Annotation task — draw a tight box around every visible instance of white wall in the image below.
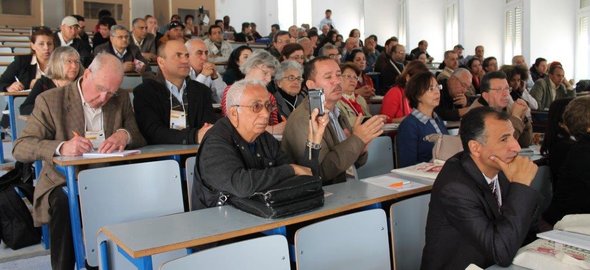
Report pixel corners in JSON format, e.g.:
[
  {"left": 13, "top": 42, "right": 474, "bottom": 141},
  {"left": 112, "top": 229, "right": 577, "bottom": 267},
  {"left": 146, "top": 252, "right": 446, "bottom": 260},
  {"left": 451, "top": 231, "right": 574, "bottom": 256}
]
[
  {"left": 311, "top": 0, "right": 363, "bottom": 39},
  {"left": 215, "top": 0, "right": 277, "bottom": 36},
  {"left": 43, "top": 0, "right": 65, "bottom": 28},
  {"left": 406, "top": 0, "right": 445, "bottom": 61},
  {"left": 461, "top": 0, "right": 504, "bottom": 65},
  {"left": 364, "top": 0, "right": 399, "bottom": 46},
  {"left": 528, "top": 0, "right": 576, "bottom": 78},
  {"left": 130, "top": 0, "right": 154, "bottom": 25}
]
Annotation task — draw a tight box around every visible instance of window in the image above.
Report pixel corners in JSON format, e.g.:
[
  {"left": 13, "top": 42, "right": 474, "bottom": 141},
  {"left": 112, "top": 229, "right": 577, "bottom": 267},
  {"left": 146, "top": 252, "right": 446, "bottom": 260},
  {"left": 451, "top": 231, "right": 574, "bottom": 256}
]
[
  {"left": 277, "top": 0, "right": 294, "bottom": 29},
  {"left": 0, "top": 0, "right": 32, "bottom": 15},
  {"left": 576, "top": 2, "right": 590, "bottom": 80},
  {"left": 398, "top": 0, "right": 407, "bottom": 44},
  {"left": 84, "top": 1, "right": 123, "bottom": 21},
  {"left": 445, "top": 0, "right": 459, "bottom": 49},
  {"left": 504, "top": 1, "right": 522, "bottom": 64}
]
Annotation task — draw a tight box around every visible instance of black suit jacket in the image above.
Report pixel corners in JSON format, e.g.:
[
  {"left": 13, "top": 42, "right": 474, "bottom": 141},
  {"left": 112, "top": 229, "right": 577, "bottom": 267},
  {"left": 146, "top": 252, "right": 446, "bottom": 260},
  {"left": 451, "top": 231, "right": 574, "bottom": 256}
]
[
  {"left": 93, "top": 41, "right": 150, "bottom": 70},
  {"left": 0, "top": 54, "right": 37, "bottom": 91},
  {"left": 378, "top": 60, "right": 403, "bottom": 95},
  {"left": 133, "top": 75, "right": 217, "bottom": 144},
  {"left": 53, "top": 32, "right": 93, "bottom": 67},
  {"left": 421, "top": 152, "right": 540, "bottom": 269}
]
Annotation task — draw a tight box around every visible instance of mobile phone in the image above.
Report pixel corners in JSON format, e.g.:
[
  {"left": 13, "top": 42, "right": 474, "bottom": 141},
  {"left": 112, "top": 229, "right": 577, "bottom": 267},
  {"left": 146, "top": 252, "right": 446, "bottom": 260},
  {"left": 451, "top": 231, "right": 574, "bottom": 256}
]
[{"left": 308, "top": 89, "right": 325, "bottom": 116}]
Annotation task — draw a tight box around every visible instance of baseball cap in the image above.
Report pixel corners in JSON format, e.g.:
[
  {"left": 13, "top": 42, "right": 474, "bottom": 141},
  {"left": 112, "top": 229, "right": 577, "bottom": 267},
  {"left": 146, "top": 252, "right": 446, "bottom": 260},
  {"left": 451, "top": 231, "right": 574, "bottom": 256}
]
[
  {"left": 168, "top": 20, "right": 185, "bottom": 30},
  {"left": 61, "top": 16, "right": 80, "bottom": 27}
]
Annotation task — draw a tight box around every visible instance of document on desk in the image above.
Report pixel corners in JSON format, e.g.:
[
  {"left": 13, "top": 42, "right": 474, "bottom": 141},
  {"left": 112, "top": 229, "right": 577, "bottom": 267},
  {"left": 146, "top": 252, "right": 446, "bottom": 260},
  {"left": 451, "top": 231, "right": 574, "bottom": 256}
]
[
  {"left": 537, "top": 230, "right": 590, "bottom": 251},
  {"left": 392, "top": 162, "right": 443, "bottom": 181},
  {"left": 82, "top": 149, "right": 141, "bottom": 158},
  {"left": 362, "top": 174, "right": 426, "bottom": 192}
]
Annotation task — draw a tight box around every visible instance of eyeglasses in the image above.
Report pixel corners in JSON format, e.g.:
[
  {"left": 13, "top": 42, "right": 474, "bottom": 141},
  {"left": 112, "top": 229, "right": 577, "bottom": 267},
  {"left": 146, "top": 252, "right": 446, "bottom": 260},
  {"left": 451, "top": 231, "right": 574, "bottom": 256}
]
[
  {"left": 489, "top": 87, "right": 510, "bottom": 93},
  {"left": 283, "top": 75, "right": 303, "bottom": 82},
  {"left": 427, "top": 84, "right": 442, "bottom": 92},
  {"left": 234, "top": 101, "right": 277, "bottom": 113},
  {"left": 114, "top": 35, "right": 129, "bottom": 40},
  {"left": 328, "top": 54, "right": 341, "bottom": 59},
  {"left": 342, "top": 74, "right": 359, "bottom": 81},
  {"left": 256, "top": 65, "right": 273, "bottom": 77}
]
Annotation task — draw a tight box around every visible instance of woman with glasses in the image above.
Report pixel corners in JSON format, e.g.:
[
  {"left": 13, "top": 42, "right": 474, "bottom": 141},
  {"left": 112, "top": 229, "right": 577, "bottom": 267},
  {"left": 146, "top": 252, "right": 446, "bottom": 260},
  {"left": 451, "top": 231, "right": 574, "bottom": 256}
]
[
  {"left": 221, "top": 50, "right": 286, "bottom": 134},
  {"left": 273, "top": 60, "right": 305, "bottom": 118},
  {"left": 337, "top": 63, "right": 372, "bottom": 127},
  {"left": 396, "top": 71, "right": 448, "bottom": 167},
  {"left": 345, "top": 48, "right": 375, "bottom": 99},
  {"left": 20, "top": 47, "right": 84, "bottom": 115},
  {"left": 223, "top": 45, "right": 252, "bottom": 85},
  {"left": 381, "top": 60, "right": 429, "bottom": 123},
  {"left": 0, "top": 27, "right": 55, "bottom": 92},
  {"left": 280, "top": 43, "right": 305, "bottom": 65}
]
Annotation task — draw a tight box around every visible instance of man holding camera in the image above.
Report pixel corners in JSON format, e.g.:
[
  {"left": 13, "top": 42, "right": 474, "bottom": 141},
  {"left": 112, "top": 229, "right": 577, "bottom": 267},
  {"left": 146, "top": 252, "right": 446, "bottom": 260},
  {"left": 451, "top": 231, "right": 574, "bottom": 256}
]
[{"left": 282, "top": 56, "right": 386, "bottom": 184}]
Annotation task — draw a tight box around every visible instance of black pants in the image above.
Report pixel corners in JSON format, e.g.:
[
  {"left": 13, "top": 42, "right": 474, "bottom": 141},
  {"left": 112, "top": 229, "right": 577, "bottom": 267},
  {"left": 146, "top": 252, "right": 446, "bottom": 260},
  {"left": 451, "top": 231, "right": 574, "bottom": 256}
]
[{"left": 48, "top": 187, "right": 75, "bottom": 270}]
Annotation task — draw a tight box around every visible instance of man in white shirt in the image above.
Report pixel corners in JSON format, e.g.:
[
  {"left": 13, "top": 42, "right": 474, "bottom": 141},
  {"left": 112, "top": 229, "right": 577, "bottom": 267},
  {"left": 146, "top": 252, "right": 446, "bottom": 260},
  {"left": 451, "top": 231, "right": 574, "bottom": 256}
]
[
  {"left": 319, "top": 9, "right": 335, "bottom": 29},
  {"left": 204, "top": 25, "right": 232, "bottom": 63},
  {"left": 186, "top": 38, "right": 227, "bottom": 102}
]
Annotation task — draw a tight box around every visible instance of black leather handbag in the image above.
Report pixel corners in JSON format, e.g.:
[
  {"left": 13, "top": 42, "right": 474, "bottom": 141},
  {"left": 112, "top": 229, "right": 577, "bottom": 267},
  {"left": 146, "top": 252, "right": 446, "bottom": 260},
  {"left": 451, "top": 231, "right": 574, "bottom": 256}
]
[{"left": 228, "top": 175, "right": 325, "bottom": 219}]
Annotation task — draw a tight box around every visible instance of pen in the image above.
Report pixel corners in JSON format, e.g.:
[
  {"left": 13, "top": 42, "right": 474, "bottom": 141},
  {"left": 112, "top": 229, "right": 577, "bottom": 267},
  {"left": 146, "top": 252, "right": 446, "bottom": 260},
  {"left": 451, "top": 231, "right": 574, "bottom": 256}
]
[
  {"left": 14, "top": 76, "right": 21, "bottom": 84},
  {"left": 389, "top": 180, "right": 411, "bottom": 188}
]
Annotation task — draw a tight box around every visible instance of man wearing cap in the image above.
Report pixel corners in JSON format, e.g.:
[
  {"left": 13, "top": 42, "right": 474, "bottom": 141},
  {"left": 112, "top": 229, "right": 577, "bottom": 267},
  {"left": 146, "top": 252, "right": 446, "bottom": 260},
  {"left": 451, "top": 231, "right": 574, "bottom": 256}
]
[
  {"left": 93, "top": 25, "right": 149, "bottom": 73},
  {"left": 204, "top": 24, "right": 232, "bottom": 63},
  {"left": 158, "top": 20, "right": 186, "bottom": 47},
  {"left": 54, "top": 15, "right": 92, "bottom": 67}
]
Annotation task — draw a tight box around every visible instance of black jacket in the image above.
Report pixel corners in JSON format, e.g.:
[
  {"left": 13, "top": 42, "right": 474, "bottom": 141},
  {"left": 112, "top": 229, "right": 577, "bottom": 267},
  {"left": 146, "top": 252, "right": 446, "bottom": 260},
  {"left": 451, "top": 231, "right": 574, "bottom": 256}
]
[
  {"left": 93, "top": 41, "right": 150, "bottom": 69},
  {"left": 133, "top": 74, "right": 217, "bottom": 144},
  {"left": 190, "top": 117, "right": 319, "bottom": 210},
  {"left": 378, "top": 60, "right": 403, "bottom": 95},
  {"left": 53, "top": 32, "right": 93, "bottom": 67},
  {"left": 421, "top": 152, "right": 540, "bottom": 269},
  {"left": 0, "top": 55, "right": 37, "bottom": 91},
  {"left": 434, "top": 79, "right": 467, "bottom": 121},
  {"left": 543, "top": 134, "right": 590, "bottom": 224},
  {"left": 20, "top": 75, "right": 56, "bottom": 115}
]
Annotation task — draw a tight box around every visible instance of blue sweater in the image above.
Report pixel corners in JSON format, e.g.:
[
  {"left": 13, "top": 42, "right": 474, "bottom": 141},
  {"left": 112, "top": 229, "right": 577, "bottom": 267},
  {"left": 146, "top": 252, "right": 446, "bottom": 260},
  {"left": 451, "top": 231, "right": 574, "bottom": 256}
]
[{"left": 396, "top": 111, "right": 448, "bottom": 167}]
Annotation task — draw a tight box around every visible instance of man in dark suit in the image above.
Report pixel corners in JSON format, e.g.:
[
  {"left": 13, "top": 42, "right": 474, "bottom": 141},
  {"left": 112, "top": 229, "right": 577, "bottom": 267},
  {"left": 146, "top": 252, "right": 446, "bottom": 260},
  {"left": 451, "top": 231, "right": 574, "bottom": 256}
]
[
  {"left": 133, "top": 39, "right": 217, "bottom": 145},
  {"left": 131, "top": 17, "right": 157, "bottom": 62},
  {"left": 13, "top": 53, "right": 146, "bottom": 270},
  {"left": 421, "top": 106, "right": 540, "bottom": 269},
  {"left": 378, "top": 44, "right": 405, "bottom": 95},
  {"left": 54, "top": 15, "right": 93, "bottom": 67},
  {"left": 93, "top": 25, "right": 149, "bottom": 73}
]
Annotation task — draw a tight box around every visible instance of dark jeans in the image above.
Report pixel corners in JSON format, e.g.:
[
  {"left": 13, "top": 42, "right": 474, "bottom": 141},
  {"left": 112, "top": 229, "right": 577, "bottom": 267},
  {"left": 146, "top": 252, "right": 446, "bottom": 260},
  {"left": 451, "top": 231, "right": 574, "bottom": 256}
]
[{"left": 48, "top": 187, "right": 75, "bottom": 270}]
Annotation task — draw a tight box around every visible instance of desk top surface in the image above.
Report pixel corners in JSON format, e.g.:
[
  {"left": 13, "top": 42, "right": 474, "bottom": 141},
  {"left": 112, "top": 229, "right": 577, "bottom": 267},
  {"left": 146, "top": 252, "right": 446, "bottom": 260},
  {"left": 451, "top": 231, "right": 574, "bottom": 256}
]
[
  {"left": 53, "top": 144, "right": 198, "bottom": 166},
  {"left": 0, "top": 90, "right": 29, "bottom": 96},
  {"left": 101, "top": 178, "right": 432, "bottom": 258}
]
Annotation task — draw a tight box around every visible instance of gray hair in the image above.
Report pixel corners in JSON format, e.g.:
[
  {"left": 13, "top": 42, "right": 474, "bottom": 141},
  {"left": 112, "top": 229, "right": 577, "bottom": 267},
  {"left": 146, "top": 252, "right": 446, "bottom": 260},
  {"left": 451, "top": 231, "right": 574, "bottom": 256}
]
[
  {"left": 274, "top": 60, "right": 303, "bottom": 82},
  {"left": 45, "top": 46, "right": 84, "bottom": 80},
  {"left": 132, "top": 18, "right": 145, "bottom": 27},
  {"left": 185, "top": 37, "right": 205, "bottom": 52},
  {"left": 451, "top": 68, "right": 472, "bottom": 80},
  {"left": 110, "top": 25, "right": 128, "bottom": 36},
  {"left": 297, "top": 37, "right": 310, "bottom": 44},
  {"left": 225, "top": 79, "right": 268, "bottom": 115},
  {"left": 88, "top": 52, "right": 124, "bottom": 78},
  {"left": 239, "top": 50, "right": 279, "bottom": 75},
  {"left": 320, "top": 43, "right": 338, "bottom": 56}
]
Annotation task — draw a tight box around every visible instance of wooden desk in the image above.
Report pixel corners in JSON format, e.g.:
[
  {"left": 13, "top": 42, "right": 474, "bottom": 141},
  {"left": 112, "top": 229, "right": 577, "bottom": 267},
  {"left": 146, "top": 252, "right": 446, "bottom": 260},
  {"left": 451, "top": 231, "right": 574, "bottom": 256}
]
[
  {"left": 0, "top": 52, "right": 28, "bottom": 56},
  {"left": 100, "top": 179, "right": 432, "bottom": 269},
  {"left": 54, "top": 144, "right": 199, "bottom": 270}
]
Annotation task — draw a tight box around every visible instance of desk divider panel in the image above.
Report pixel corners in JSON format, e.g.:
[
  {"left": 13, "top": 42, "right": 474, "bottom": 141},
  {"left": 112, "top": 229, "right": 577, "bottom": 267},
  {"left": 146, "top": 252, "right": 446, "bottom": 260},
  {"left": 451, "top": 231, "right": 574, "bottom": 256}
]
[
  {"left": 390, "top": 193, "right": 431, "bottom": 270},
  {"left": 79, "top": 159, "right": 185, "bottom": 268},
  {"left": 295, "top": 208, "right": 391, "bottom": 270}
]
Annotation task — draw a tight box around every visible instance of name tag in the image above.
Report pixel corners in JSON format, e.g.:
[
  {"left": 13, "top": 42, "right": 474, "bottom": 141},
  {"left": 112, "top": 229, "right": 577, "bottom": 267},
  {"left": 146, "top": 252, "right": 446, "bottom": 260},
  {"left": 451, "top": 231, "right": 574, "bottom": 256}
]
[
  {"left": 170, "top": 109, "right": 186, "bottom": 130},
  {"left": 85, "top": 130, "right": 105, "bottom": 149}
]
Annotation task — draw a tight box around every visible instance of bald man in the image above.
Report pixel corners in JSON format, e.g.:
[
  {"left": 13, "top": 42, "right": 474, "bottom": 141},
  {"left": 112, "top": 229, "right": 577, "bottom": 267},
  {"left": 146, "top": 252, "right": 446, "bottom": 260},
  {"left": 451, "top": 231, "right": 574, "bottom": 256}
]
[{"left": 186, "top": 38, "right": 227, "bottom": 103}]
